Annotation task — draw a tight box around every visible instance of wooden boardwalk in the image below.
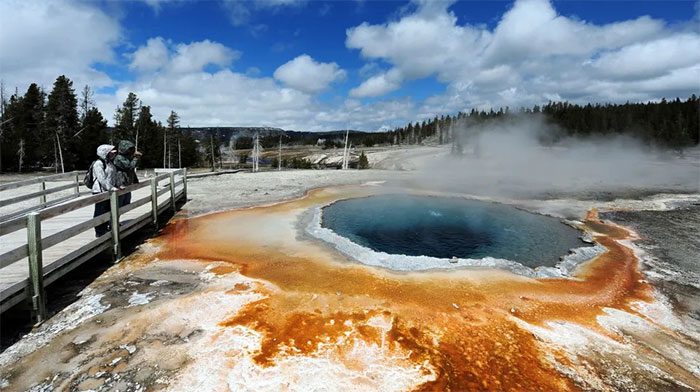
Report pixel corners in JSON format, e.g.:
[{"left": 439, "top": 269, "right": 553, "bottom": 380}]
[{"left": 0, "top": 170, "right": 187, "bottom": 321}]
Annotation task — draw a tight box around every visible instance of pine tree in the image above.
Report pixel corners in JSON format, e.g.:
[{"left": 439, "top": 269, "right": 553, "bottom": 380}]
[
  {"left": 77, "top": 107, "right": 108, "bottom": 168},
  {"left": 136, "top": 106, "right": 163, "bottom": 168},
  {"left": 17, "top": 84, "right": 47, "bottom": 170},
  {"left": 167, "top": 111, "right": 180, "bottom": 168},
  {"left": 1, "top": 94, "right": 21, "bottom": 171},
  {"left": 178, "top": 127, "right": 199, "bottom": 168},
  {"left": 79, "top": 85, "right": 94, "bottom": 122},
  {"left": 358, "top": 151, "right": 369, "bottom": 169},
  {"left": 45, "top": 75, "right": 79, "bottom": 171},
  {"left": 113, "top": 92, "right": 140, "bottom": 143}
]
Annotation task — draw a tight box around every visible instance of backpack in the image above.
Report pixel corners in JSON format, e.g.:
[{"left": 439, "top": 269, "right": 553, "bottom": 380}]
[{"left": 84, "top": 160, "right": 105, "bottom": 190}]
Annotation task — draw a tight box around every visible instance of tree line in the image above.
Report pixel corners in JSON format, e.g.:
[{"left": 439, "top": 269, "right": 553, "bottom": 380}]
[
  {"left": 0, "top": 75, "right": 209, "bottom": 172},
  {"left": 2, "top": 74, "right": 696, "bottom": 173},
  {"left": 218, "top": 96, "right": 698, "bottom": 151},
  {"left": 385, "top": 95, "right": 699, "bottom": 150}
]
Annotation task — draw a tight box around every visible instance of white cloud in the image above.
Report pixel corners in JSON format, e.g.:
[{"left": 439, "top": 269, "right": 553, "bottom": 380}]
[
  {"left": 590, "top": 34, "right": 700, "bottom": 80},
  {"left": 129, "top": 38, "right": 240, "bottom": 75},
  {"left": 347, "top": 3, "right": 484, "bottom": 82},
  {"left": 96, "top": 71, "right": 414, "bottom": 131},
  {"left": 97, "top": 69, "right": 313, "bottom": 130},
  {"left": 350, "top": 69, "right": 403, "bottom": 97},
  {"left": 312, "top": 98, "right": 417, "bottom": 131},
  {"left": 346, "top": 0, "right": 700, "bottom": 115},
  {"left": 0, "top": 0, "right": 120, "bottom": 92},
  {"left": 96, "top": 37, "right": 418, "bottom": 131},
  {"left": 6, "top": 0, "right": 697, "bottom": 133},
  {"left": 481, "top": 0, "right": 663, "bottom": 64},
  {"left": 98, "top": 41, "right": 320, "bottom": 130},
  {"left": 130, "top": 37, "right": 170, "bottom": 73},
  {"left": 273, "top": 55, "right": 346, "bottom": 94},
  {"left": 170, "top": 40, "right": 239, "bottom": 74}
]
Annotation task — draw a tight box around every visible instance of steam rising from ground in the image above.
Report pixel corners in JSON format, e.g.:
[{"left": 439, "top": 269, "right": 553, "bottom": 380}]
[{"left": 415, "top": 116, "right": 699, "bottom": 198}]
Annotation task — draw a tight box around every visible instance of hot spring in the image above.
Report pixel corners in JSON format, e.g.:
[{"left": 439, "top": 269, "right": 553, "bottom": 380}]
[{"left": 312, "top": 194, "right": 592, "bottom": 272}]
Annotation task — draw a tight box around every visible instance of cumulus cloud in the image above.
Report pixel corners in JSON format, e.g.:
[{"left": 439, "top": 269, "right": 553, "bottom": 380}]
[
  {"left": 97, "top": 70, "right": 312, "bottom": 130},
  {"left": 129, "top": 38, "right": 240, "bottom": 76},
  {"left": 96, "top": 69, "right": 411, "bottom": 131},
  {"left": 481, "top": 0, "right": 663, "bottom": 64},
  {"left": 6, "top": 0, "right": 697, "bottom": 132},
  {"left": 100, "top": 40, "right": 405, "bottom": 131},
  {"left": 347, "top": 3, "right": 483, "bottom": 83},
  {"left": 589, "top": 34, "right": 700, "bottom": 80},
  {"left": 0, "top": 0, "right": 120, "bottom": 92},
  {"left": 273, "top": 55, "right": 346, "bottom": 93},
  {"left": 130, "top": 37, "right": 170, "bottom": 73},
  {"left": 350, "top": 69, "right": 403, "bottom": 97},
  {"left": 346, "top": 0, "right": 700, "bottom": 113},
  {"left": 170, "top": 40, "right": 239, "bottom": 74}
]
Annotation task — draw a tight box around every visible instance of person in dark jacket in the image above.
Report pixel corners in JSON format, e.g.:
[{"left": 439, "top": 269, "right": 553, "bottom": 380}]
[{"left": 114, "top": 140, "right": 142, "bottom": 207}]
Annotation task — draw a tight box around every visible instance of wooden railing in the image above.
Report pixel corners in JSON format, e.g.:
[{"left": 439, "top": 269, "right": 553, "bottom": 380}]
[
  {"left": 0, "top": 168, "right": 187, "bottom": 323},
  {"left": 0, "top": 171, "right": 83, "bottom": 222}
]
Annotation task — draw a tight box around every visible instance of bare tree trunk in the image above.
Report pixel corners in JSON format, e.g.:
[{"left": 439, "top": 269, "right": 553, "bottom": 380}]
[
  {"left": 342, "top": 129, "right": 349, "bottom": 170},
  {"left": 210, "top": 134, "right": 215, "bottom": 170},
  {"left": 178, "top": 137, "right": 181, "bottom": 168},
  {"left": 0, "top": 81, "right": 5, "bottom": 173},
  {"left": 17, "top": 139, "right": 24, "bottom": 172},
  {"left": 56, "top": 132, "right": 65, "bottom": 173},
  {"left": 252, "top": 134, "right": 260, "bottom": 172},
  {"left": 163, "top": 128, "right": 167, "bottom": 168},
  {"left": 53, "top": 138, "right": 58, "bottom": 173}
]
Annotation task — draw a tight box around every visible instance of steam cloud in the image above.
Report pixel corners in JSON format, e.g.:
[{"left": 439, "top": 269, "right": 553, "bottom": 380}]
[{"left": 410, "top": 116, "right": 700, "bottom": 198}]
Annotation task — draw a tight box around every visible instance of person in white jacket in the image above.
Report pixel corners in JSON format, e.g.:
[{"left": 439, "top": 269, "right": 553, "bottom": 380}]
[{"left": 92, "top": 144, "right": 118, "bottom": 237}]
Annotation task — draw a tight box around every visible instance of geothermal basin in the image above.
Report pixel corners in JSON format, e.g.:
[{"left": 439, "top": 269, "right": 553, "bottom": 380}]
[
  {"left": 1, "top": 182, "right": 698, "bottom": 391},
  {"left": 315, "top": 194, "right": 591, "bottom": 273}
]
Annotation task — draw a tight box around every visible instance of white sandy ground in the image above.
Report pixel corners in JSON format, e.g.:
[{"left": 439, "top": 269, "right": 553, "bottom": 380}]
[{"left": 1, "top": 145, "right": 699, "bottom": 391}]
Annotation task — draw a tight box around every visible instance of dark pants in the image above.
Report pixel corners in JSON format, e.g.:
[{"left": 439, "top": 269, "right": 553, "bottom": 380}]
[
  {"left": 94, "top": 199, "right": 111, "bottom": 237},
  {"left": 119, "top": 192, "right": 131, "bottom": 208}
]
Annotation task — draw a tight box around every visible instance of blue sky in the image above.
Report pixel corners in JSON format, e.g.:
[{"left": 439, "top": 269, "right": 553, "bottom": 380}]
[{"left": 1, "top": 0, "right": 699, "bottom": 131}]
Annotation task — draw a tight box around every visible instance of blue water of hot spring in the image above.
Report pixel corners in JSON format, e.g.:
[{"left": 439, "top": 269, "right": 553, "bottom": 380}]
[{"left": 321, "top": 195, "right": 589, "bottom": 268}]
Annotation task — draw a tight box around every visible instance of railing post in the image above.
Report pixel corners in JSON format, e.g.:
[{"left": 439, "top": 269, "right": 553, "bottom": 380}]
[
  {"left": 27, "top": 212, "right": 47, "bottom": 323},
  {"left": 150, "top": 177, "right": 159, "bottom": 228},
  {"left": 182, "top": 168, "right": 188, "bottom": 202},
  {"left": 169, "top": 172, "right": 176, "bottom": 211},
  {"left": 74, "top": 173, "right": 80, "bottom": 195},
  {"left": 110, "top": 190, "right": 122, "bottom": 262},
  {"left": 39, "top": 181, "right": 47, "bottom": 205}
]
